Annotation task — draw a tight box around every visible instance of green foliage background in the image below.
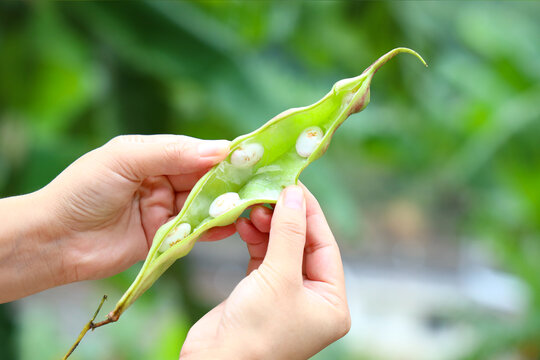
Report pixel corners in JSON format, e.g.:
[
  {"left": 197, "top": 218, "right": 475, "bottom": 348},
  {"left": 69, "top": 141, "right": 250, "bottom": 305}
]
[{"left": 1, "top": 1, "right": 539, "bottom": 359}]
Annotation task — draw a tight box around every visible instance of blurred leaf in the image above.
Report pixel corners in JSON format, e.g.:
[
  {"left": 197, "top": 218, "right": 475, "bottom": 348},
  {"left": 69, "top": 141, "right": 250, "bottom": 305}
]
[{"left": 2, "top": 1, "right": 540, "bottom": 359}]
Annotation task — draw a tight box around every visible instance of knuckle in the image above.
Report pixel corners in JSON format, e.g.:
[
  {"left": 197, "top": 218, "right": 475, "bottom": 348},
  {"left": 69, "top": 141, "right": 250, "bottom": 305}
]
[
  {"left": 251, "top": 267, "right": 282, "bottom": 297},
  {"left": 338, "top": 308, "right": 352, "bottom": 337},
  {"left": 107, "top": 134, "right": 145, "bottom": 146},
  {"left": 258, "top": 263, "right": 297, "bottom": 291},
  {"left": 106, "top": 136, "right": 124, "bottom": 146},
  {"left": 330, "top": 306, "right": 351, "bottom": 339},
  {"left": 274, "top": 218, "right": 305, "bottom": 239},
  {"left": 163, "top": 139, "right": 190, "bottom": 162}
]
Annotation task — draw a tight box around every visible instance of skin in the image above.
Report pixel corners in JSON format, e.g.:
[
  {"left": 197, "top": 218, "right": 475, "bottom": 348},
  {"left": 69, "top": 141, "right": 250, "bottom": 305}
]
[
  {"left": 0, "top": 135, "right": 235, "bottom": 302},
  {"left": 181, "top": 186, "right": 350, "bottom": 359},
  {"left": 0, "top": 135, "right": 350, "bottom": 359}
]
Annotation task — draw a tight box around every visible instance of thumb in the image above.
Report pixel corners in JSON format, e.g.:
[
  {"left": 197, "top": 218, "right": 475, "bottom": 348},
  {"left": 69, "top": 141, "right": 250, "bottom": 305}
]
[
  {"left": 104, "top": 134, "right": 230, "bottom": 179},
  {"left": 264, "top": 185, "right": 307, "bottom": 277}
]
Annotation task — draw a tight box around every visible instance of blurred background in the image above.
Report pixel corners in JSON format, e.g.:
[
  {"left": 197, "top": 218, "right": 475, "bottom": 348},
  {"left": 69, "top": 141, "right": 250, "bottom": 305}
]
[{"left": 1, "top": 1, "right": 539, "bottom": 359}]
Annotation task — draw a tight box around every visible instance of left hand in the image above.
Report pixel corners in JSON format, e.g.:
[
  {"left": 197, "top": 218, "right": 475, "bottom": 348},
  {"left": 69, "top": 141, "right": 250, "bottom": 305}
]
[
  {"left": 46, "top": 135, "right": 236, "bottom": 281},
  {"left": 0, "top": 134, "right": 235, "bottom": 302}
]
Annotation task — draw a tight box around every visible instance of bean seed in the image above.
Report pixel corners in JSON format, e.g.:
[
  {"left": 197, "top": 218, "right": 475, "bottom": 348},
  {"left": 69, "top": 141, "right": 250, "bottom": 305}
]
[
  {"left": 158, "top": 223, "right": 191, "bottom": 253},
  {"left": 296, "top": 126, "right": 324, "bottom": 158},
  {"left": 209, "top": 192, "right": 242, "bottom": 218},
  {"left": 231, "top": 143, "right": 264, "bottom": 168}
]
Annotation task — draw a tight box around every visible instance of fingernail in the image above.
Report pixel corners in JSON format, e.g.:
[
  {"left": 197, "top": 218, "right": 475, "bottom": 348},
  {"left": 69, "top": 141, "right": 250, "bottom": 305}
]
[
  {"left": 198, "top": 140, "right": 230, "bottom": 157},
  {"left": 283, "top": 186, "right": 303, "bottom": 209}
]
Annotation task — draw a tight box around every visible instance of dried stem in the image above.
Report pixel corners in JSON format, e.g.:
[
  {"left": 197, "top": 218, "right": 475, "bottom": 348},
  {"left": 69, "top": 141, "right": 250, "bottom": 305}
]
[{"left": 62, "top": 295, "right": 112, "bottom": 360}]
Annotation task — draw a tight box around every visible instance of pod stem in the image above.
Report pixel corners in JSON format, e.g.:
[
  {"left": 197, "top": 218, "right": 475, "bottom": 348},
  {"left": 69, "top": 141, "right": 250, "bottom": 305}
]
[
  {"left": 62, "top": 295, "right": 114, "bottom": 360},
  {"left": 362, "top": 47, "right": 428, "bottom": 77}
]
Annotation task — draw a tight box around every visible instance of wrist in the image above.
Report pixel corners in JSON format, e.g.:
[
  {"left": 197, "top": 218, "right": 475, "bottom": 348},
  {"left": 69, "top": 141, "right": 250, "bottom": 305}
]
[{"left": 0, "top": 189, "right": 71, "bottom": 302}]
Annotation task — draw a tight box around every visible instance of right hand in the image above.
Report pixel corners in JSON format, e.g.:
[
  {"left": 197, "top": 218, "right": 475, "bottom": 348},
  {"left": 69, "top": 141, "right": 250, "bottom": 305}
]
[{"left": 181, "top": 185, "right": 350, "bottom": 359}]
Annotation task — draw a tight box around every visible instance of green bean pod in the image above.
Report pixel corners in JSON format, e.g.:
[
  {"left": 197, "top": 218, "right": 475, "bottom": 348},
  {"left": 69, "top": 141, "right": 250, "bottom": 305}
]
[{"left": 105, "top": 47, "right": 427, "bottom": 323}]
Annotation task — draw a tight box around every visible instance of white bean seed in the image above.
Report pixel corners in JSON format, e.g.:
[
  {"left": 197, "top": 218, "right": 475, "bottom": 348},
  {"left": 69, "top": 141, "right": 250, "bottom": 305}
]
[
  {"left": 296, "top": 126, "right": 324, "bottom": 158},
  {"left": 230, "top": 143, "right": 264, "bottom": 168},
  {"left": 209, "top": 192, "right": 241, "bottom": 218},
  {"left": 159, "top": 223, "right": 191, "bottom": 253}
]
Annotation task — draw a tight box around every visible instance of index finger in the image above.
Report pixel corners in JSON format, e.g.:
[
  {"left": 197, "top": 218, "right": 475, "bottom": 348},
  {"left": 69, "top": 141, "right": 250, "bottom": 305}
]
[
  {"left": 302, "top": 185, "right": 345, "bottom": 288},
  {"left": 168, "top": 168, "right": 211, "bottom": 192}
]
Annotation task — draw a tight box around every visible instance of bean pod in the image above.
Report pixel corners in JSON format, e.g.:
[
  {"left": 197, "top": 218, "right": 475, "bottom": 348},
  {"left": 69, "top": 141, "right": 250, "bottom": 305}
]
[{"left": 102, "top": 47, "right": 427, "bottom": 323}]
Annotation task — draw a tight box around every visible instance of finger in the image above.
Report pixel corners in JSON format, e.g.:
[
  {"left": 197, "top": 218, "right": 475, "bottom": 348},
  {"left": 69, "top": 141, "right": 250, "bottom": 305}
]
[
  {"left": 138, "top": 176, "right": 175, "bottom": 249},
  {"left": 301, "top": 185, "right": 345, "bottom": 287},
  {"left": 174, "top": 191, "right": 190, "bottom": 213},
  {"left": 264, "top": 185, "right": 306, "bottom": 278},
  {"left": 249, "top": 205, "right": 273, "bottom": 233},
  {"left": 237, "top": 217, "right": 269, "bottom": 246},
  {"left": 197, "top": 224, "right": 236, "bottom": 242},
  {"left": 237, "top": 218, "right": 269, "bottom": 274},
  {"left": 105, "top": 135, "right": 230, "bottom": 180},
  {"left": 168, "top": 168, "right": 211, "bottom": 192}
]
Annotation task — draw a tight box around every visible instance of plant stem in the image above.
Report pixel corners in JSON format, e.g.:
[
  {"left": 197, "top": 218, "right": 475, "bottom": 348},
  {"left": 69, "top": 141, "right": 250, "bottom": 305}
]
[{"left": 62, "top": 295, "right": 109, "bottom": 360}]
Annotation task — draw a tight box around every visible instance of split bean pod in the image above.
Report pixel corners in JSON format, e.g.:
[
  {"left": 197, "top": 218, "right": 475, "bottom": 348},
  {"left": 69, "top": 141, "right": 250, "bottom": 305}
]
[{"left": 99, "top": 47, "right": 427, "bottom": 325}]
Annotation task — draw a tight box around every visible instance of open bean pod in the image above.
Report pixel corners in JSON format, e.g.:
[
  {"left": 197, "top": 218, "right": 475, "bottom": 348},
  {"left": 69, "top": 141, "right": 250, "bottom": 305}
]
[{"left": 103, "top": 47, "right": 427, "bottom": 323}]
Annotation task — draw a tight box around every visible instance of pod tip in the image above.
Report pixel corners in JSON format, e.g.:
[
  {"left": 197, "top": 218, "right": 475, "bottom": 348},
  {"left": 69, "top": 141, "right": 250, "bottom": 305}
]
[
  {"left": 367, "top": 47, "right": 428, "bottom": 77},
  {"left": 394, "top": 47, "right": 428, "bottom": 67}
]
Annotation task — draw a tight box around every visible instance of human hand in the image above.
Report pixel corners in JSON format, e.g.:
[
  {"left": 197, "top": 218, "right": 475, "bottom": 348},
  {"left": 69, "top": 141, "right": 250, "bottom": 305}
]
[
  {"left": 42, "top": 135, "right": 236, "bottom": 283},
  {"left": 180, "top": 185, "right": 350, "bottom": 359}
]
